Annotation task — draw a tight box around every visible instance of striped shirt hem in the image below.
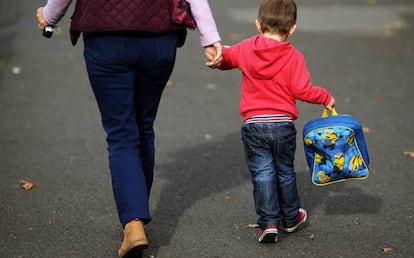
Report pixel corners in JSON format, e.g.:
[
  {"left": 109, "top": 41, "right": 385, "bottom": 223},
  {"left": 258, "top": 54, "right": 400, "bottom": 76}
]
[{"left": 244, "top": 114, "right": 293, "bottom": 124}]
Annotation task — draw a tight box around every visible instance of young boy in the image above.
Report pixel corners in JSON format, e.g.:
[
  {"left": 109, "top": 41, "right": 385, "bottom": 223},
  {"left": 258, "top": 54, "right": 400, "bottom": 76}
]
[{"left": 208, "top": 0, "right": 335, "bottom": 243}]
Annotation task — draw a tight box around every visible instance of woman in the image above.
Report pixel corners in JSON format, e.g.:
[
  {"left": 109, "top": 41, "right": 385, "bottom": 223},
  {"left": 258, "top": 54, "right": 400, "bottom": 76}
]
[{"left": 36, "top": 0, "right": 222, "bottom": 257}]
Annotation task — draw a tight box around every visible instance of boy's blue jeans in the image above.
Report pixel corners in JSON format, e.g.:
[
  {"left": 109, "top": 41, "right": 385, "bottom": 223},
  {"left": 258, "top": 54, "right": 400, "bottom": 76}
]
[
  {"left": 241, "top": 122, "right": 301, "bottom": 229},
  {"left": 83, "top": 32, "right": 177, "bottom": 227}
]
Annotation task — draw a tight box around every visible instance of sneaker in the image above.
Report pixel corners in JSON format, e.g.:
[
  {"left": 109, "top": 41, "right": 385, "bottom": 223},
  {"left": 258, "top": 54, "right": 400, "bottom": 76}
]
[
  {"left": 258, "top": 226, "right": 278, "bottom": 243},
  {"left": 281, "top": 208, "right": 307, "bottom": 233}
]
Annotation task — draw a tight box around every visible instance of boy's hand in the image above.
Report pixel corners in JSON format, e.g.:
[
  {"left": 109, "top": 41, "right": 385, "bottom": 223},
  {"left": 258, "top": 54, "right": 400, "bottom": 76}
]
[
  {"left": 325, "top": 97, "right": 336, "bottom": 111},
  {"left": 205, "top": 41, "right": 222, "bottom": 68}
]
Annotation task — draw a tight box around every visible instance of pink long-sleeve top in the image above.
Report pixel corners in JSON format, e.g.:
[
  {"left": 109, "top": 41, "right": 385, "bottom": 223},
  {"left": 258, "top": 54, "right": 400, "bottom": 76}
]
[{"left": 43, "top": 0, "right": 220, "bottom": 46}]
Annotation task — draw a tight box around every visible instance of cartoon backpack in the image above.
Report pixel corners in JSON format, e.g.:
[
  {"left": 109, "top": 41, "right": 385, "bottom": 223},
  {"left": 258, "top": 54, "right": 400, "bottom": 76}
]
[{"left": 303, "top": 108, "right": 369, "bottom": 186}]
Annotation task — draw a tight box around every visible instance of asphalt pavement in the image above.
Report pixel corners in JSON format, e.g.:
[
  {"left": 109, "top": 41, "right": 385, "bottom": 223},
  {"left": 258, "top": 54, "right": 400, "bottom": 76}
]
[{"left": 1, "top": 0, "right": 413, "bottom": 257}]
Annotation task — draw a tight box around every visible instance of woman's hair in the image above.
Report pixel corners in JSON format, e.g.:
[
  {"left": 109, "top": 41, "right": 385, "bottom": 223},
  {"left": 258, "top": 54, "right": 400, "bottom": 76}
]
[{"left": 258, "top": 0, "right": 297, "bottom": 35}]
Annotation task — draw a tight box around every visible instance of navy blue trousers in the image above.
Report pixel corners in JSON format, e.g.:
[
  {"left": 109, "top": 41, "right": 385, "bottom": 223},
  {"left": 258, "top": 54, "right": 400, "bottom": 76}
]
[{"left": 83, "top": 32, "right": 177, "bottom": 227}]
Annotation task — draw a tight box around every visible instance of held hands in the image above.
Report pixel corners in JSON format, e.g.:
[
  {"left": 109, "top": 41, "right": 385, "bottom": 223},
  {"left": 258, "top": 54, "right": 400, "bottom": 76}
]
[
  {"left": 204, "top": 41, "right": 223, "bottom": 68},
  {"left": 36, "top": 7, "right": 47, "bottom": 30},
  {"left": 325, "top": 96, "right": 336, "bottom": 111}
]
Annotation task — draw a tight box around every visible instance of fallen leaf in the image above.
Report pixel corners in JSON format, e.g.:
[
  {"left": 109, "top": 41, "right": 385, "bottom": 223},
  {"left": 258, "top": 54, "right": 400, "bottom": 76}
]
[
  {"left": 403, "top": 151, "right": 414, "bottom": 158},
  {"left": 382, "top": 247, "right": 392, "bottom": 253},
  {"left": 310, "top": 234, "right": 315, "bottom": 240},
  {"left": 224, "top": 194, "right": 231, "bottom": 201},
  {"left": 19, "top": 180, "right": 34, "bottom": 190},
  {"left": 362, "top": 126, "right": 370, "bottom": 133}
]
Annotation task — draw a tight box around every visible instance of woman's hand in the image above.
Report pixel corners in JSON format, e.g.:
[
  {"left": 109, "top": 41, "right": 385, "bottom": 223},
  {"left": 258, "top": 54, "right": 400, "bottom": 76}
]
[
  {"left": 205, "top": 41, "right": 222, "bottom": 68},
  {"left": 36, "top": 7, "right": 47, "bottom": 30}
]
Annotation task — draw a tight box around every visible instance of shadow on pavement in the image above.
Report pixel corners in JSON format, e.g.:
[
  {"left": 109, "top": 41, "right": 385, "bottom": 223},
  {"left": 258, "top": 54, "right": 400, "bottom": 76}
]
[
  {"left": 148, "top": 130, "right": 383, "bottom": 255},
  {"left": 151, "top": 131, "right": 248, "bottom": 242}
]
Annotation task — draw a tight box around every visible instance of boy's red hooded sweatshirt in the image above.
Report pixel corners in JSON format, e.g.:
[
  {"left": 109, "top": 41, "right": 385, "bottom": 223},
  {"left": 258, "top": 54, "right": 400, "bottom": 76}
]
[{"left": 220, "top": 35, "right": 332, "bottom": 121}]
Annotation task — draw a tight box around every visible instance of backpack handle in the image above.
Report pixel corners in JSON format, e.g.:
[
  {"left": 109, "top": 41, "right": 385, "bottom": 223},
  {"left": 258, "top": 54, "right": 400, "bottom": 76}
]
[{"left": 322, "top": 107, "right": 338, "bottom": 118}]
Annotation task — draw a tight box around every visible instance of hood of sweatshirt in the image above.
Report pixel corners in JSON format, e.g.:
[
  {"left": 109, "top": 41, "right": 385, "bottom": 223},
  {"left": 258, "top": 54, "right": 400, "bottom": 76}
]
[{"left": 248, "top": 35, "right": 294, "bottom": 80}]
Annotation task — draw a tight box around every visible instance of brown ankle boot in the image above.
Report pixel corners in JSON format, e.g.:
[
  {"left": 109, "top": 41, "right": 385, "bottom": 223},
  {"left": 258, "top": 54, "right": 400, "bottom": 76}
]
[{"left": 118, "top": 219, "right": 149, "bottom": 258}]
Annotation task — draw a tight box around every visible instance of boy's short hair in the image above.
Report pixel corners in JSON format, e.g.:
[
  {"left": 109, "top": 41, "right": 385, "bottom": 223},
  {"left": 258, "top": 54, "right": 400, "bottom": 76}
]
[{"left": 258, "top": 0, "right": 297, "bottom": 35}]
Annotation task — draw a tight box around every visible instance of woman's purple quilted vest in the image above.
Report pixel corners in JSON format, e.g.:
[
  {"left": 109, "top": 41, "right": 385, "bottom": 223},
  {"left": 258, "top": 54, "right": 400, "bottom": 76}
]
[{"left": 70, "top": 0, "right": 184, "bottom": 45}]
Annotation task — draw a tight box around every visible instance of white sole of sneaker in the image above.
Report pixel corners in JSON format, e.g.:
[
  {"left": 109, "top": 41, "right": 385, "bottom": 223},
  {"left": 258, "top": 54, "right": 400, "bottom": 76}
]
[
  {"left": 258, "top": 228, "right": 278, "bottom": 243},
  {"left": 282, "top": 208, "right": 308, "bottom": 233}
]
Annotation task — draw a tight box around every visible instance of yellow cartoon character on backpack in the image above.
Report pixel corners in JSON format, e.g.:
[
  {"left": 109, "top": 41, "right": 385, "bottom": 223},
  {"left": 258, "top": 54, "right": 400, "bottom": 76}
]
[
  {"left": 333, "top": 152, "right": 345, "bottom": 171},
  {"left": 346, "top": 131, "right": 355, "bottom": 146},
  {"left": 349, "top": 155, "right": 364, "bottom": 171},
  {"left": 316, "top": 170, "right": 331, "bottom": 184},
  {"left": 322, "top": 128, "right": 338, "bottom": 150}
]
